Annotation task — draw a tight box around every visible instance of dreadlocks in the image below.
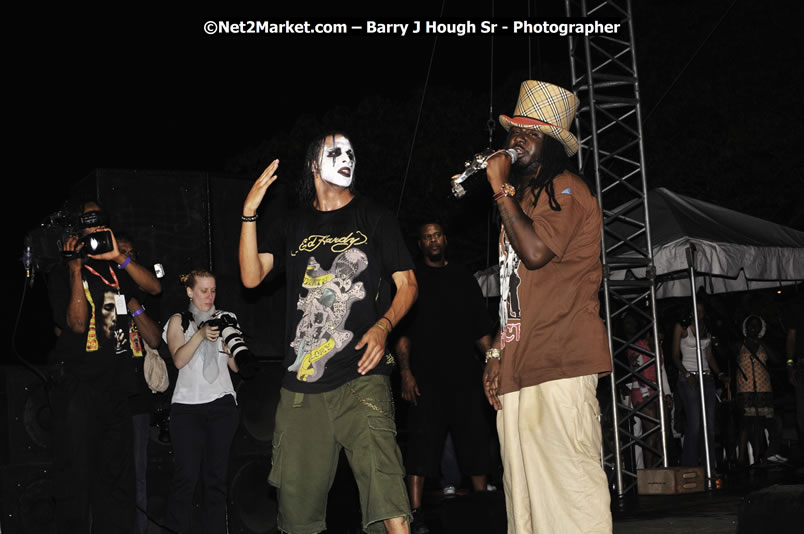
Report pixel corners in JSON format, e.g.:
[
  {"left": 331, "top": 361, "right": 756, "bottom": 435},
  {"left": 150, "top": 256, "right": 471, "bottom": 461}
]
[{"left": 510, "top": 134, "right": 571, "bottom": 212}]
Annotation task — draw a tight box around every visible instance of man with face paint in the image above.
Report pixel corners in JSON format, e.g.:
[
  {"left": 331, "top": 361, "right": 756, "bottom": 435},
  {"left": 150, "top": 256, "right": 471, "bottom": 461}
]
[
  {"left": 239, "top": 132, "right": 418, "bottom": 534},
  {"left": 480, "top": 81, "right": 612, "bottom": 533},
  {"left": 319, "top": 134, "right": 356, "bottom": 187}
]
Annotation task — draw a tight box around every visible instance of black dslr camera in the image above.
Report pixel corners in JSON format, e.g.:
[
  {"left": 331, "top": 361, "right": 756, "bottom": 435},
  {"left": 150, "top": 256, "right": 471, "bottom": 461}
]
[{"left": 201, "top": 311, "right": 258, "bottom": 379}]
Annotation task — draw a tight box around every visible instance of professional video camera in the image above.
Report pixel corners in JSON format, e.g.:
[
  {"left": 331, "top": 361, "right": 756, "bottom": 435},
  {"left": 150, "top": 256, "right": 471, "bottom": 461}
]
[
  {"left": 201, "top": 311, "right": 258, "bottom": 379},
  {"left": 25, "top": 207, "right": 114, "bottom": 274}
]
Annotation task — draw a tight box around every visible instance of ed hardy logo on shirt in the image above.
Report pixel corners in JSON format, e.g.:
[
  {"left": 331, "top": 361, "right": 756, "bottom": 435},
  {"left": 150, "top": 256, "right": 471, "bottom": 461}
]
[
  {"left": 289, "top": 248, "right": 369, "bottom": 383},
  {"left": 291, "top": 231, "right": 367, "bottom": 256}
]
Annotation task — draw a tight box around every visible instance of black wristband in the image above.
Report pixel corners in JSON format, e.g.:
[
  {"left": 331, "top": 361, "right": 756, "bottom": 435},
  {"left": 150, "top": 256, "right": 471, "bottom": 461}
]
[{"left": 241, "top": 214, "right": 258, "bottom": 222}]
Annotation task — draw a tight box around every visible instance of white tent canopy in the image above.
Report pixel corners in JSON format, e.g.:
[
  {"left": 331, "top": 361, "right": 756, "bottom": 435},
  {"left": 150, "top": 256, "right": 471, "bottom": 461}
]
[
  {"left": 475, "top": 188, "right": 804, "bottom": 298},
  {"left": 609, "top": 188, "right": 804, "bottom": 297}
]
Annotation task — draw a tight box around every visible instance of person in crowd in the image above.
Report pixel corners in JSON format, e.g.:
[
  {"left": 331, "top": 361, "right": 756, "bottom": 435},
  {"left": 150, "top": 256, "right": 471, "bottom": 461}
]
[
  {"left": 162, "top": 269, "right": 241, "bottom": 534},
  {"left": 238, "top": 132, "right": 417, "bottom": 534},
  {"left": 622, "top": 312, "right": 672, "bottom": 468},
  {"left": 47, "top": 200, "right": 162, "bottom": 533},
  {"left": 735, "top": 314, "right": 786, "bottom": 464},
  {"left": 396, "top": 221, "right": 495, "bottom": 533},
  {"left": 671, "top": 300, "right": 727, "bottom": 470}
]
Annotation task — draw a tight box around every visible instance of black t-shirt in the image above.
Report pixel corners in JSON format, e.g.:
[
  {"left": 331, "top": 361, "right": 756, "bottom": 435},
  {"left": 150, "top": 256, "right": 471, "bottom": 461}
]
[
  {"left": 403, "top": 261, "right": 494, "bottom": 388},
  {"left": 260, "top": 195, "right": 414, "bottom": 393},
  {"left": 48, "top": 259, "right": 138, "bottom": 386}
]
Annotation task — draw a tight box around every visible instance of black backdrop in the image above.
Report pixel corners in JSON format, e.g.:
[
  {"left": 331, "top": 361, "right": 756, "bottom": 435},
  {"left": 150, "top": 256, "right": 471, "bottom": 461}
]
[{"left": 3, "top": 170, "right": 294, "bottom": 533}]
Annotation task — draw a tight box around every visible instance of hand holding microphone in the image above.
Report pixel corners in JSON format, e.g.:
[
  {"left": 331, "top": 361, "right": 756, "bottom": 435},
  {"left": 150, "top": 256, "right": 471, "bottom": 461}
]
[{"left": 451, "top": 148, "right": 517, "bottom": 198}]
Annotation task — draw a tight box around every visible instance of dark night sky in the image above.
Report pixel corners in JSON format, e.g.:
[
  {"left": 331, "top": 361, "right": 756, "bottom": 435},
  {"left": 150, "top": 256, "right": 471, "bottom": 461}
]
[
  {"left": 9, "top": 2, "right": 803, "bottom": 362},
  {"left": 12, "top": 2, "right": 801, "bottom": 225}
]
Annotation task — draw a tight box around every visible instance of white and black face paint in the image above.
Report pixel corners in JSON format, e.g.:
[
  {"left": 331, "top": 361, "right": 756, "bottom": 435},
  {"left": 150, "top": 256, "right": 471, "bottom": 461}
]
[{"left": 319, "top": 136, "right": 355, "bottom": 187}]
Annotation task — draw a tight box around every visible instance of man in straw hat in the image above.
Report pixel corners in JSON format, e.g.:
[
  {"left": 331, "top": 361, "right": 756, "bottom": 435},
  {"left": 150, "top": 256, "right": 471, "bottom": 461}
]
[
  {"left": 239, "top": 132, "right": 417, "bottom": 534},
  {"left": 481, "top": 81, "right": 612, "bottom": 533}
]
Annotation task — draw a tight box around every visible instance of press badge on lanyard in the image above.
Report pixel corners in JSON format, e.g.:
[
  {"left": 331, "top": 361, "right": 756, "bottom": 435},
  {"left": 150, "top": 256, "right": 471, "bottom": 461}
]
[
  {"left": 83, "top": 263, "right": 128, "bottom": 353},
  {"left": 115, "top": 294, "right": 128, "bottom": 315},
  {"left": 83, "top": 264, "right": 127, "bottom": 313}
]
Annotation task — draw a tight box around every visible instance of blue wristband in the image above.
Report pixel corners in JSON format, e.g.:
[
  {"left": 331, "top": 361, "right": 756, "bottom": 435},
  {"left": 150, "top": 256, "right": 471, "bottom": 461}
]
[
  {"left": 132, "top": 306, "right": 145, "bottom": 318},
  {"left": 118, "top": 256, "right": 132, "bottom": 269}
]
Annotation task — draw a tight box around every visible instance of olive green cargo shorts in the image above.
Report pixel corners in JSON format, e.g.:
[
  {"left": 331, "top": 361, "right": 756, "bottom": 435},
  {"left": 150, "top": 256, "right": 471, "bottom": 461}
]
[{"left": 268, "top": 374, "right": 411, "bottom": 534}]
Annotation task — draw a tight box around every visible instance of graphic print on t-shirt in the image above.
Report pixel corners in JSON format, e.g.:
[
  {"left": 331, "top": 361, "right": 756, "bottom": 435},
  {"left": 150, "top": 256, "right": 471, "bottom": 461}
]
[
  {"left": 499, "top": 237, "right": 522, "bottom": 347},
  {"left": 82, "top": 283, "right": 131, "bottom": 354},
  {"left": 289, "top": 248, "right": 369, "bottom": 382}
]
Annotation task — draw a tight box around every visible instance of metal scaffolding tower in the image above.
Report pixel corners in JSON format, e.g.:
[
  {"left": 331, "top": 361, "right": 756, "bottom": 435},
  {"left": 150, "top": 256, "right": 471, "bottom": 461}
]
[{"left": 565, "top": 0, "right": 668, "bottom": 496}]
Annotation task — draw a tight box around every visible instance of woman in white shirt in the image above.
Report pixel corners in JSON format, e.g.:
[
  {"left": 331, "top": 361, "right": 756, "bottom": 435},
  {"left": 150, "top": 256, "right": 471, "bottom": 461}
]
[
  {"left": 162, "top": 269, "right": 240, "bottom": 534},
  {"left": 671, "top": 300, "right": 726, "bottom": 470}
]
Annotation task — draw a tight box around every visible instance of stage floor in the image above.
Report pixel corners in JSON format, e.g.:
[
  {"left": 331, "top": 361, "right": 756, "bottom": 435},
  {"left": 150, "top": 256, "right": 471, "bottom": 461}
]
[{"left": 370, "top": 462, "right": 804, "bottom": 534}]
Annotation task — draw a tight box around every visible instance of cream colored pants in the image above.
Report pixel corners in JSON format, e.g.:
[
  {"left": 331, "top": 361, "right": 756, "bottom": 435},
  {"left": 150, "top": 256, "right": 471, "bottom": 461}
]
[{"left": 497, "top": 375, "right": 612, "bottom": 533}]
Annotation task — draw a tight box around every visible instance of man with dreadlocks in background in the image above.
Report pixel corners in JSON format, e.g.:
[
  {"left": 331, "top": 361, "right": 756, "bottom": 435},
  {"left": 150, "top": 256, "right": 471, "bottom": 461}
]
[{"left": 480, "top": 81, "right": 612, "bottom": 533}]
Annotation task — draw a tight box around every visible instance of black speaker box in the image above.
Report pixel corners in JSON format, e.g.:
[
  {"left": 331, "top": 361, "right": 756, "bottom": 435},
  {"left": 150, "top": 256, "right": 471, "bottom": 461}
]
[
  {"left": 227, "top": 455, "right": 278, "bottom": 534},
  {"left": 0, "top": 462, "right": 56, "bottom": 534},
  {"left": 0, "top": 366, "right": 52, "bottom": 466},
  {"left": 226, "top": 362, "right": 284, "bottom": 534},
  {"left": 231, "top": 362, "right": 284, "bottom": 457}
]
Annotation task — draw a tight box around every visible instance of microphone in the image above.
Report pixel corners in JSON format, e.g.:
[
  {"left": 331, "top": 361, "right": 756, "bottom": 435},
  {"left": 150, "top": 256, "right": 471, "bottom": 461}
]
[
  {"left": 22, "top": 235, "right": 34, "bottom": 286},
  {"left": 451, "top": 148, "right": 518, "bottom": 198}
]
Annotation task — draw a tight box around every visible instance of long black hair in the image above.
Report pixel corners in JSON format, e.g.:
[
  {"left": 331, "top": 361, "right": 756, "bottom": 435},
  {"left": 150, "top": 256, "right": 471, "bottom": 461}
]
[
  {"left": 297, "top": 131, "right": 357, "bottom": 206},
  {"left": 508, "top": 132, "right": 594, "bottom": 211}
]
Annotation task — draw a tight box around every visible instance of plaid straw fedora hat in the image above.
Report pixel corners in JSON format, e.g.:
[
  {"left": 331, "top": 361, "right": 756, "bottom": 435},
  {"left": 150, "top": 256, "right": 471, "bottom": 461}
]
[{"left": 499, "top": 80, "right": 580, "bottom": 156}]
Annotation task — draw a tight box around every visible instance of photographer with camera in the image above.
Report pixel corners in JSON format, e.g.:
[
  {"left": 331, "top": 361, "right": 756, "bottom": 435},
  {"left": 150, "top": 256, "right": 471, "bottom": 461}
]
[
  {"left": 47, "top": 200, "right": 163, "bottom": 533},
  {"left": 161, "top": 269, "right": 245, "bottom": 534}
]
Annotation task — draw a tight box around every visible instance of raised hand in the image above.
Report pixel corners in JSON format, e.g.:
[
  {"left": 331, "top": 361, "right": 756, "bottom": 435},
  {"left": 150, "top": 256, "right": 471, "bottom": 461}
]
[{"left": 244, "top": 159, "right": 279, "bottom": 216}]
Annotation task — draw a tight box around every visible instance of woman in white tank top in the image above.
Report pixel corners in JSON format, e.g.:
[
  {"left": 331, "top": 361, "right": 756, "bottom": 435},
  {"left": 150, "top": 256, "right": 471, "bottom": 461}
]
[{"left": 671, "top": 301, "right": 726, "bottom": 470}]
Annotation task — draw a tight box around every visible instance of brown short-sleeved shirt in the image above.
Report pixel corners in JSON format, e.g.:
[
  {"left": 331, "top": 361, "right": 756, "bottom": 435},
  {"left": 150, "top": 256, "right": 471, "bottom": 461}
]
[{"left": 498, "top": 172, "right": 611, "bottom": 395}]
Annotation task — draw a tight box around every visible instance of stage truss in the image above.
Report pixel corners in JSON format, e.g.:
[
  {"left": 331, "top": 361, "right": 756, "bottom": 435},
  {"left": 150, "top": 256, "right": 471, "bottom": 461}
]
[{"left": 565, "top": 0, "right": 668, "bottom": 496}]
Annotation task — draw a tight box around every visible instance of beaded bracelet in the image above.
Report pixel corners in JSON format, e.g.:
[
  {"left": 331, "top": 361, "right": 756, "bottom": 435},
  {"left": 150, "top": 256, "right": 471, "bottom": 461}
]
[{"left": 485, "top": 348, "right": 501, "bottom": 363}]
